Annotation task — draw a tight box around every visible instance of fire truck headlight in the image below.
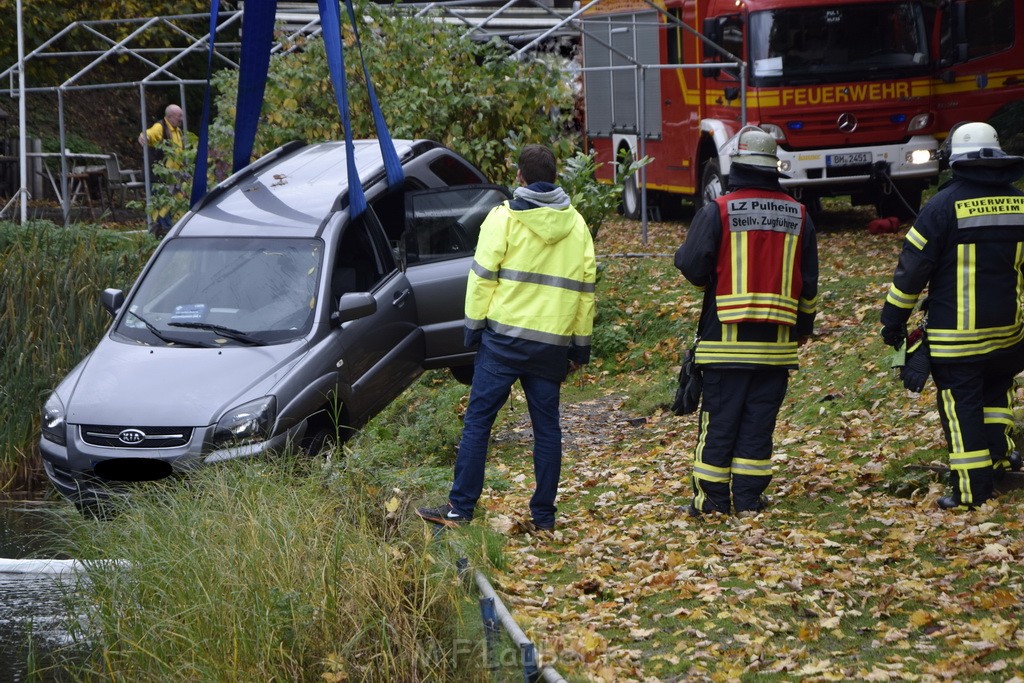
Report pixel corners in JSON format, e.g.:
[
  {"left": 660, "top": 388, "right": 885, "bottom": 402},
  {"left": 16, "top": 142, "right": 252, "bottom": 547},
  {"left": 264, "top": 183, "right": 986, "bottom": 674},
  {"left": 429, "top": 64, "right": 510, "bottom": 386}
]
[
  {"left": 907, "top": 113, "right": 933, "bottom": 133},
  {"left": 778, "top": 160, "right": 792, "bottom": 173},
  {"left": 906, "top": 149, "right": 933, "bottom": 165}
]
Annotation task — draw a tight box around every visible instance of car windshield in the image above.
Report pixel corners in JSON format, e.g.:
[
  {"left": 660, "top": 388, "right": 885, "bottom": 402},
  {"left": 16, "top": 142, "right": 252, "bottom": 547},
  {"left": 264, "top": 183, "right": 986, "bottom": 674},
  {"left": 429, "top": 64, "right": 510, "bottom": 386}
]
[
  {"left": 115, "top": 237, "right": 323, "bottom": 346},
  {"left": 749, "top": 3, "right": 929, "bottom": 85}
]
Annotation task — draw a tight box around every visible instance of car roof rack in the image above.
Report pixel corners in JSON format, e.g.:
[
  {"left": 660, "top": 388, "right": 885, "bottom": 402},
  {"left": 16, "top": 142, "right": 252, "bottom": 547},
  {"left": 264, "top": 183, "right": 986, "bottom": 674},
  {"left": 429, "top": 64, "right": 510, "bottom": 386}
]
[{"left": 192, "top": 140, "right": 307, "bottom": 212}]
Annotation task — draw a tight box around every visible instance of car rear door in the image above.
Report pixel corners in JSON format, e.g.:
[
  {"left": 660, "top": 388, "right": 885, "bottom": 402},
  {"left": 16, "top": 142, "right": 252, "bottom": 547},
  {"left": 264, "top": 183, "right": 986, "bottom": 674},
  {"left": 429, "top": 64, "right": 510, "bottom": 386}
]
[{"left": 402, "top": 184, "right": 511, "bottom": 368}]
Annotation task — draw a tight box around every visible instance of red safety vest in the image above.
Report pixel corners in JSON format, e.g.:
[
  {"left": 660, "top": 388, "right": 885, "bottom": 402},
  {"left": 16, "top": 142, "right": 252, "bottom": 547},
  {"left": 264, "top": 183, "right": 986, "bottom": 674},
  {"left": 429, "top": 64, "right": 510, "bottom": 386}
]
[{"left": 713, "top": 188, "right": 806, "bottom": 326}]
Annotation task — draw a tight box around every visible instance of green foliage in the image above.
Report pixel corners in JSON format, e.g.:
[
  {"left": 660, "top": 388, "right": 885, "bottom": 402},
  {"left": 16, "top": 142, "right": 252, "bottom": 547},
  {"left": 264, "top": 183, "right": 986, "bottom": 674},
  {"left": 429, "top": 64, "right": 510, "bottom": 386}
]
[
  {"left": 0, "top": 221, "right": 155, "bottom": 487},
  {"left": 59, "top": 456, "right": 490, "bottom": 681},
  {"left": 207, "top": 3, "right": 576, "bottom": 183},
  {"left": 558, "top": 149, "right": 650, "bottom": 238}
]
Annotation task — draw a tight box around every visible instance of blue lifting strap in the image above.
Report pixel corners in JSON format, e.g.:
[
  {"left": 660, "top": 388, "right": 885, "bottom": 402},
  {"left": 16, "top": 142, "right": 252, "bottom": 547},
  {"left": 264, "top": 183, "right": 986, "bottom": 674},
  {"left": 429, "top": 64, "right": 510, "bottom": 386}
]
[
  {"left": 194, "top": 0, "right": 403, "bottom": 218},
  {"left": 343, "top": 0, "right": 404, "bottom": 191},
  {"left": 190, "top": 0, "right": 220, "bottom": 207},
  {"left": 317, "top": 0, "right": 366, "bottom": 217},
  {"left": 232, "top": 0, "right": 278, "bottom": 175}
]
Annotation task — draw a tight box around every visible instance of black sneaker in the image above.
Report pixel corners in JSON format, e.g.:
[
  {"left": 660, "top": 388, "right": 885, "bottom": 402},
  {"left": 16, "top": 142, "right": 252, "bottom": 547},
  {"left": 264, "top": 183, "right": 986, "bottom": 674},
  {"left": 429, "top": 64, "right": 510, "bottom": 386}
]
[{"left": 416, "top": 502, "right": 470, "bottom": 527}]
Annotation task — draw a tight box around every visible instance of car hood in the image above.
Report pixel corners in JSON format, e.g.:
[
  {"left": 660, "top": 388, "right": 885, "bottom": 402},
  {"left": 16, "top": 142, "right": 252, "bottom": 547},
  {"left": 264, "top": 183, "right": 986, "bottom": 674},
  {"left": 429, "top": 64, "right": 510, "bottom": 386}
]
[{"left": 63, "top": 338, "right": 308, "bottom": 426}]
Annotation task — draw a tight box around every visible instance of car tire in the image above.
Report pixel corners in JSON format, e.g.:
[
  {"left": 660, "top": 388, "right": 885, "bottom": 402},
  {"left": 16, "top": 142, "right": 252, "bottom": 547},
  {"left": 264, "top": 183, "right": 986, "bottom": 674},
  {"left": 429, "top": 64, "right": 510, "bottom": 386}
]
[{"left": 450, "top": 364, "right": 474, "bottom": 386}]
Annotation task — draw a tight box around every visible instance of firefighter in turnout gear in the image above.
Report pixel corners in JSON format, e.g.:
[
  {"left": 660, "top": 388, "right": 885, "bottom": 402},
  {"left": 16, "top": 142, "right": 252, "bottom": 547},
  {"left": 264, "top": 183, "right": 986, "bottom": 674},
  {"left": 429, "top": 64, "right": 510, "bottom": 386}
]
[
  {"left": 675, "top": 126, "right": 819, "bottom": 516},
  {"left": 881, "top": 122, "right": 1024, "bottom": 510}
]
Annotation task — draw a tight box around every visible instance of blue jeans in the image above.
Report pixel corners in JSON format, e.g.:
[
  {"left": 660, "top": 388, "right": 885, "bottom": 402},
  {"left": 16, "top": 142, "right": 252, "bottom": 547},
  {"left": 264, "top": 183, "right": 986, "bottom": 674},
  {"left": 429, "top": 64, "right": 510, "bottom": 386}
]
[{"left": 448, "top": 345, "right": 563, "bottom": 527}]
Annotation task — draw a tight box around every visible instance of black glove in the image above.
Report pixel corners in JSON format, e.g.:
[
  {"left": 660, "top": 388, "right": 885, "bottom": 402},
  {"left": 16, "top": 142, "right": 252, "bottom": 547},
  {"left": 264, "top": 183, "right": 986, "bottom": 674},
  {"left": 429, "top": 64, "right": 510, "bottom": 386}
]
[
  {"left": 881, "top": 322, "right": 907, "bottom": 349},
  {"left": 900, "top": 334, "right": 930, "bottom": 392}
]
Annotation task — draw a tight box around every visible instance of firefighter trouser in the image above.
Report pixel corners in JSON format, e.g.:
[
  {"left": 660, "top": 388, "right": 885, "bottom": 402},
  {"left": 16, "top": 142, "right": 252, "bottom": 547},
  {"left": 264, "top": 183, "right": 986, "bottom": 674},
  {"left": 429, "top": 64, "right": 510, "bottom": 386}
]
[
  {"left": 692, "top": 366, "right": 789, "bottom": 513},
  {"left": 931, "top": 346, "right": 1024, "bottom": 506}
]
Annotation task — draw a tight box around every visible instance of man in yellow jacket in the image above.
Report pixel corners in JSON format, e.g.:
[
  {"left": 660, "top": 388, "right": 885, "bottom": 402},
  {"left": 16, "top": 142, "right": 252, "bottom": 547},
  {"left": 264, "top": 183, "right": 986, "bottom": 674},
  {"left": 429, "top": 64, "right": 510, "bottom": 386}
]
[
  {"left": 418, "top": 144, "right": 596, "bottom": 530},
  {"left": 137, "top": 103, "right": 185, "bottom": 237}
]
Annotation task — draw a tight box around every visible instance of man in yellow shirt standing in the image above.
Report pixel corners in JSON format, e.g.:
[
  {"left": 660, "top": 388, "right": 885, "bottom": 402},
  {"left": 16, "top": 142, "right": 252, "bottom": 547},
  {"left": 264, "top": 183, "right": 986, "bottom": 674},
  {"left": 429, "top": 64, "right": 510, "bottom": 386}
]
[{"left": 137, "top": 104, "right": 184, "bottom": 237}]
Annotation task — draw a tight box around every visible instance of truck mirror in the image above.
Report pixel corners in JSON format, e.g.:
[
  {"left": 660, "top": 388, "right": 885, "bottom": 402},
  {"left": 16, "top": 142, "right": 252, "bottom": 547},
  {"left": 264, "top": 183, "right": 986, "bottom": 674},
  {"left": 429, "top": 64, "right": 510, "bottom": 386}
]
[
  {"left": 724, "top": 87, "right": 740, "bottom": 102},
  {"left": 100, "top": 288, "right": 124, "bottom": 317},
  {"left": 702, "top": 16, "right": 721, "bottom": 44}
]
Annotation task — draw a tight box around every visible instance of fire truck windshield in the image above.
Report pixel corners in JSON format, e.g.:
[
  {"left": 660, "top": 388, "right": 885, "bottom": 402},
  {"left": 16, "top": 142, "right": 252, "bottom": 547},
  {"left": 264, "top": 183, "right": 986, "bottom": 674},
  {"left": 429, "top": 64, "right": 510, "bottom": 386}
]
[{"left": 749, "top": 3, "right": 929, "bottom": 86}]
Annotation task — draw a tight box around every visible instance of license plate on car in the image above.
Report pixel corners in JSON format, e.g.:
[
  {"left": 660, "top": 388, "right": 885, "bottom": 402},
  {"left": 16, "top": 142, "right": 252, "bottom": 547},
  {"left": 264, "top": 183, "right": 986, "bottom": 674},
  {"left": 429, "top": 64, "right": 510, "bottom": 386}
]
[{"left": 826, "top": 152, "right": 872, "bottom": 167}]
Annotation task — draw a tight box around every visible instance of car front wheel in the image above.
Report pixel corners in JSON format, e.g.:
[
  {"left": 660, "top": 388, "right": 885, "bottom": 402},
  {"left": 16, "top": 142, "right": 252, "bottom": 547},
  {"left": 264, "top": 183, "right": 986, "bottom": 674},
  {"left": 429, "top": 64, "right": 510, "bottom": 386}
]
[{"left": 450, "top": 365, "right": 474, "bottom": 386}]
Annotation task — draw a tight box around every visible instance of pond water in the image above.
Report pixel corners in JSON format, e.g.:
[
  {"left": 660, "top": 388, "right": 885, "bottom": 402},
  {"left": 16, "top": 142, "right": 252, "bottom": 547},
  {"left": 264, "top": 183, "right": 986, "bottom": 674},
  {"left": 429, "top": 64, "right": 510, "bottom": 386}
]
[{"left": 0, "top": 499, "right": 83, "bottom": 680}]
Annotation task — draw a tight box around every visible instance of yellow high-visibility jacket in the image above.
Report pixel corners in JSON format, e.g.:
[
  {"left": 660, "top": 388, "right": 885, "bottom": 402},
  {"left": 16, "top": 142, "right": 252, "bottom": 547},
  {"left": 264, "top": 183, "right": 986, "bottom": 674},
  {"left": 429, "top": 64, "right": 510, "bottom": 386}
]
[{"left": 465, "top": 196, "right": 595, "bottom": 380}]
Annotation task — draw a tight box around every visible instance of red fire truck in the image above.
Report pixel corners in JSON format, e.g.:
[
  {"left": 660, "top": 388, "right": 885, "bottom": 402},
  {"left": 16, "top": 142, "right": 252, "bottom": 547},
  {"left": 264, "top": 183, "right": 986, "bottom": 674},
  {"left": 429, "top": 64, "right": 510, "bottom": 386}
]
[
  {"left": 927, "top": 0, "right": 1024, "bottom": 138},
  {"left": 582, "top": 0, "right": 942, "bottom": 221}
]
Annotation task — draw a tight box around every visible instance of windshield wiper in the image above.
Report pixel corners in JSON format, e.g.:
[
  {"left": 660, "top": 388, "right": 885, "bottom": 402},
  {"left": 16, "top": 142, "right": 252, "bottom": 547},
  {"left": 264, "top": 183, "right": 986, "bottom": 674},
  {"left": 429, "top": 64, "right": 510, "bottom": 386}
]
[
  {"left": 129, "top": 311, "right": 213, "bottom": 348},
  {"left": 168, "top": 321, "right": 266, "bottom": 346}
]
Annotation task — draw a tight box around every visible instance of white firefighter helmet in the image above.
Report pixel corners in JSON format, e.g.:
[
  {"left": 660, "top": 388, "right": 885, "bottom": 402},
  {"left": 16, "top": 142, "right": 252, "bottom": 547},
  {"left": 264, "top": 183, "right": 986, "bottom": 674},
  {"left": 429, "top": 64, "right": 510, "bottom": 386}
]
[
  {"left": 946, "top": 121, "right": 1022, "bottom": 168},
  {"left": 731, "top": 126, "right": 780, "bottom": 170},
  {"left": 949, "top": 121, "right": 1001, "bottom": 156}
]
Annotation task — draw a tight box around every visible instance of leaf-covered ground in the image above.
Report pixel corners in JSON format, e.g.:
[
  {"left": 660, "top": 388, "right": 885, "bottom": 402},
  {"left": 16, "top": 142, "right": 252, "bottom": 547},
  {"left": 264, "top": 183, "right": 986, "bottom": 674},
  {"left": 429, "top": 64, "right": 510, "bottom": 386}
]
[{"left": 466, "top": 212, "right": 1024, "bottom": 682}]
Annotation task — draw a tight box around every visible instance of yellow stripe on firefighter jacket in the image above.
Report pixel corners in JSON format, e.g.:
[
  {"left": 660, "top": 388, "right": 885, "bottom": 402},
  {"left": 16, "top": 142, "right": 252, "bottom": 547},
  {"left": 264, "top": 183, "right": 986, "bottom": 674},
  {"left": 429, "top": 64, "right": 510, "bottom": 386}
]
[
  {"left": 465, "top": 201, "right": 596, "bottom": 350},
  {"left": 883, "top": 187, "right": 1024, "bottom": 361}
]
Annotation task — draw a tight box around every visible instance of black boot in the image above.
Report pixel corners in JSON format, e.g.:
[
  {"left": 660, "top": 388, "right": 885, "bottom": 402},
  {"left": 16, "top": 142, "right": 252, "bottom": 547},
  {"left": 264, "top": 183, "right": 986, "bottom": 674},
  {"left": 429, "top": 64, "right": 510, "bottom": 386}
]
[
  {"left": 1009, "top": 450, "right": 1022, "bottom": 472},
  {"left": 937, "top": 495, "right": 978, "bottom": 511}
]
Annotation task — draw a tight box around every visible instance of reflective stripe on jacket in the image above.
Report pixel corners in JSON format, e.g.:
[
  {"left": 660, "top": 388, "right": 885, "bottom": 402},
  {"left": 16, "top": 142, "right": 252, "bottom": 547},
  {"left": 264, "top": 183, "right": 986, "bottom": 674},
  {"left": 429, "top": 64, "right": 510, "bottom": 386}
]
[
  {"left": 465, "top": 200, "right": 596, "bottom": 368},
  {"left": 714, "top": 189, "right": 807, "bottom": 326},
  {"left": 881, "top": 164, "right": 1024, "bottom": 361},
  {"left": 676, "top": 169, "right": 818, "bottom": 369}
]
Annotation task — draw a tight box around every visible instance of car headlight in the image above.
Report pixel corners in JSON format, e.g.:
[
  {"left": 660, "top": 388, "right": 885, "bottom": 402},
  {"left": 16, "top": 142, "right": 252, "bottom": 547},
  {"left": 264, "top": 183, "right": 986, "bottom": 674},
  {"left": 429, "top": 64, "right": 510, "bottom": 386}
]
[
  {"left": 213, "top": 397, "right": 276, "bottom": 446},
  {"left": 42, "top": 394, "right": 67, "bottom": 446}
]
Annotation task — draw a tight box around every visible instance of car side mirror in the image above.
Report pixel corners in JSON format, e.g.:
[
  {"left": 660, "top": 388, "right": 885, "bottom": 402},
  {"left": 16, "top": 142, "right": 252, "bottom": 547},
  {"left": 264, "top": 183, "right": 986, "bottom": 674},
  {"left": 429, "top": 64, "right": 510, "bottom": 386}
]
[
  {"left": 100, "top": 288, "right": 124, "bottom": 317},
  {"left": 333, "top": 292, "right": 377, "bottom": 325}
]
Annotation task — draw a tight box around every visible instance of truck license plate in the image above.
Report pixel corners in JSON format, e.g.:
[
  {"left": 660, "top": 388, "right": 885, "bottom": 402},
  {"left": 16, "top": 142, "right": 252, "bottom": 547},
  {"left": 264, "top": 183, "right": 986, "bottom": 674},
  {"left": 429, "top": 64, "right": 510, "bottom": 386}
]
[{"left": 826, "top": 152, "right": 872, "bottom": 167}]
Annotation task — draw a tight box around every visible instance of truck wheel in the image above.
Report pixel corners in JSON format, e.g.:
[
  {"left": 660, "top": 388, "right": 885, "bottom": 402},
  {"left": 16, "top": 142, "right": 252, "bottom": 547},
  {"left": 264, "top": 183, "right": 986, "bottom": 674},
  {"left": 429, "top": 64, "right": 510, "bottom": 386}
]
[
  {"left": 698, "top": 159, "right": 725, "bottom": 211},
  {"left": 875, "top": 183, "right": 922, "bottom": 222},
  {"left": 621, "top": 167, "right": 642, "bottom": 220}
]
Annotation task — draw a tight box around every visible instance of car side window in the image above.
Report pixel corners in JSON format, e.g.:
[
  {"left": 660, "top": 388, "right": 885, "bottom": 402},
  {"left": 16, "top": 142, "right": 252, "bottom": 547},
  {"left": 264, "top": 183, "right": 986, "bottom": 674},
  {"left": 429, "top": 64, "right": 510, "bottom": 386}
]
[
  {"left": 370, "top": 178, "right": 428, "bottom": 246},
  {"left": 403, "top": 185, "right": 511, "bottom": 265},
  {"left": 331, "top": 209, "right": 392, "bottom": 302}
]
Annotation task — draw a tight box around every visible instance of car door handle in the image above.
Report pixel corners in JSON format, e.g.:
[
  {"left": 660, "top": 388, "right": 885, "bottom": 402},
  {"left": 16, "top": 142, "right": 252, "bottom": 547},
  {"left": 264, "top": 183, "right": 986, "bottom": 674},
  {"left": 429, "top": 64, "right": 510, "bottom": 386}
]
[{"left": 392, "top": 288, "right": 411, "bottom": 308}]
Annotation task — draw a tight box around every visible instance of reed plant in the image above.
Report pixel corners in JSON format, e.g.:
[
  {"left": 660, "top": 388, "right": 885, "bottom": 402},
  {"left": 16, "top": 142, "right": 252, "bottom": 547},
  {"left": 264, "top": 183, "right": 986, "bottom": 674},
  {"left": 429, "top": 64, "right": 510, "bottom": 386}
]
[
  {"left": 55, "top": 454, "right": 491, "bottom": 681},
  {"left": 0, "top": 221, "right": 153, "bottom": 491}
]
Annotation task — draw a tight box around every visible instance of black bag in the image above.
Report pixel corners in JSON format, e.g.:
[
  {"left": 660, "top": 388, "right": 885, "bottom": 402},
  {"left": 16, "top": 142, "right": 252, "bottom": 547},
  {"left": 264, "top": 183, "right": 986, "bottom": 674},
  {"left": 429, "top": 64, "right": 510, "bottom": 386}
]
[{"left": 672, "top": 346, "right": 703, "bottom": 415}]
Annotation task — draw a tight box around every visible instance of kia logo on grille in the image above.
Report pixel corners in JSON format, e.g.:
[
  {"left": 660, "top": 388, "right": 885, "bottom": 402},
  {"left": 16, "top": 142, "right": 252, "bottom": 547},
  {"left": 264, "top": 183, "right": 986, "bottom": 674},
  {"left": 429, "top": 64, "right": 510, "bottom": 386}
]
[
  {"left": 118, "top": 428, "right": 146, "bottom": 445},
  {"left": 837, "top": 112, "right": 858, "bottom": 133}
]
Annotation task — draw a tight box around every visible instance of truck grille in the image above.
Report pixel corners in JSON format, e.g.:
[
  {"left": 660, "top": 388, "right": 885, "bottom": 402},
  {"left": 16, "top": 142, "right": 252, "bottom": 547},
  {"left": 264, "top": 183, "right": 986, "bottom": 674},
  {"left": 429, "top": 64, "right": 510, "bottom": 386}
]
[
  {"left": 793, "top": 111, "right": 907, "bottom": 137},
  {"left": 80, "top": 425, "right": 193, "bottom": 449}
]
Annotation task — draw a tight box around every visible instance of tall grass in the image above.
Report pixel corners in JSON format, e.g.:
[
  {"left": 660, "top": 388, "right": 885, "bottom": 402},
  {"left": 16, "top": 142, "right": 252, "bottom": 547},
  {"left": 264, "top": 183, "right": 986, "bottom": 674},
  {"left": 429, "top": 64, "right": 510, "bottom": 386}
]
[
  {"left": 52, "top": 455, "right": 491, "bottom": 681},
  {"left": 0, "top": 221, "right": 153, "bottom": 491}
]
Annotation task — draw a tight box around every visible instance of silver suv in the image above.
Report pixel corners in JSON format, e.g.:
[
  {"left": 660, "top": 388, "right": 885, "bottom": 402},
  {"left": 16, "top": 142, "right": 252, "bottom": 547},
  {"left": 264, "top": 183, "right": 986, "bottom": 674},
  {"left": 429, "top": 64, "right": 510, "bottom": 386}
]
[{"left": 40, "top": 139, "right": 510, "bottom": 510}]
